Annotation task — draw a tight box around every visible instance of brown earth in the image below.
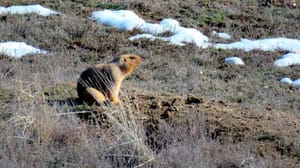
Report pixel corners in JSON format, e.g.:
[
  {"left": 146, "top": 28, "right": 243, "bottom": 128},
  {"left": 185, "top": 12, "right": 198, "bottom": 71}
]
[{"left": 47, "top": 83, "right": 300, "bottom": 166}]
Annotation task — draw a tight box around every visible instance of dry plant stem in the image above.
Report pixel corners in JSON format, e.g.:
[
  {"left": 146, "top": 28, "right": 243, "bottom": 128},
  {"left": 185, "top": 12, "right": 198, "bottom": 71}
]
[{"left": 99, "top": 105, "right": 155, "bottom": 165}]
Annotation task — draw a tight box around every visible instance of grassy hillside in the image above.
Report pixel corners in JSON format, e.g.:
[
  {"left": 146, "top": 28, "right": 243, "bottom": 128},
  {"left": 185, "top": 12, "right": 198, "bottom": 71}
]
[{"left": 0, "top": 0, "right": 300, "bottom": 167}]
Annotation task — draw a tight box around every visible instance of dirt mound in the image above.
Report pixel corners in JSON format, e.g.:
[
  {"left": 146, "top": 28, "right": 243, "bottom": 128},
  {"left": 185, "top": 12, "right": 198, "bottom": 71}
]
[
  {"left": 123, "top": 91, "right": 300, "bottom": 159},
  {"left": 46, "top": 83, "right": 299, "bottom": 164}
]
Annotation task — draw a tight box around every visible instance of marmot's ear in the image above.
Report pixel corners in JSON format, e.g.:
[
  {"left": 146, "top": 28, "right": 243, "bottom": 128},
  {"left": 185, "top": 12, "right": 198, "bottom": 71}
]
[{"left": 119, "top": 56, "right": 126, "bottom": 63}]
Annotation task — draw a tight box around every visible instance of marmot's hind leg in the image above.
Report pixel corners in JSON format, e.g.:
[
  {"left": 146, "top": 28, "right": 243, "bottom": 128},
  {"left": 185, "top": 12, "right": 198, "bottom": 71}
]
[
  {"left": 86, "top": 87, "right": 106, "bottom": 104},
  {"left": 108, "top": 92, "right": 120, "bottom": 105}
]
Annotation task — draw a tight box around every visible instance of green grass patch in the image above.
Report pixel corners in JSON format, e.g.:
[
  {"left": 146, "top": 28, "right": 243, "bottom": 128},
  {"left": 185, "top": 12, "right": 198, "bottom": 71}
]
[
  {"left": 226, "top": 96, "right": 244, "bottom": 103},
  {"left": 257, "top": 132, "right": 278, "bottom": 141},
  {"left": 0, "top": 110, "right": 12, "bottom": 120},
  {"left": 198, "top": 9, "right": 229, "bottom": 27},
  {"left": 177, "top": 6, "right": 229, "bottom": 27},
  {"left": 0, "top": 89, "right": 15, "bottom": 120},
  {"left": 43, "top": 84, "right": 77, "bottom": 100},
  {"left": 0, "top": 89, "right": 16, "bottom": 103}
]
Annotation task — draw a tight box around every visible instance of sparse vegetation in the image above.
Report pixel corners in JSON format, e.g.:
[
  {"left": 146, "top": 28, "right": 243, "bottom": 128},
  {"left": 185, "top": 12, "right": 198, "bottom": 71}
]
[
  {"left": 84, "top": 2, "right": 127, "bottom": 9},
  {"left": 0, "top": 0, "right": 300, "bottom": 167}
]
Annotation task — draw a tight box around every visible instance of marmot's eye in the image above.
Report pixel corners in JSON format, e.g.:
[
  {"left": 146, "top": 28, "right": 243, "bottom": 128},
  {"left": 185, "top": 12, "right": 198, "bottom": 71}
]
[{"left": 129, "top": 56, "right": 136, "bottom": 60}]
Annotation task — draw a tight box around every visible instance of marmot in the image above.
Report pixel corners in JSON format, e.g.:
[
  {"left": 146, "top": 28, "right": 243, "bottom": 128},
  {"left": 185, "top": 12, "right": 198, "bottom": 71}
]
[{"left": 77, "top": 54, "right": 141, "bottom": 105}]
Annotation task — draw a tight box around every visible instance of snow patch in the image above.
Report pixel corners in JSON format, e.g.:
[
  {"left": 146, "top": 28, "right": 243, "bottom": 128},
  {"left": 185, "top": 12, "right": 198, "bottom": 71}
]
[
  {"left": 165, "top": 27, "right": 210, "bottom": 47},
  {"left": 91, "top": 10, "right": 300, "bottom": 54},
  {"left": 215, "top": 38, "right": 300, "bottom": 53},
  {"left": 280, "top": 77, "right": 293, "bottom": 84},
  {"left": 140, "top": 19, "right": 180, "bottom": 34},
  {"left": 0, "top": 41, "right": 47, "bottom": 58},
  {"left": 212, "top": 31, "right": 231, "bottom": 39},
  {"left": 292, "top": 79, "right": 300, "bottom": 89},
  {"left": 90, "top": 10, "right": 145, "bottom": 31},
  {"left": 280, "top": 77, "right": 300, "bottom": 90},
  {"left": 129, "top": 28, "right": 210, "bottom": 47},
  {"left": 224, "top": 57, "right": 245, "bottom": 65},
  {"left": 0, "top": 4, "right": 59, "bottom": 16},
  {"left": 274, "top": 53, "right": 300, "bottom": 67},
  {"left": 129, "top": 34, "right": 157, "bottom": 41},
  {"left": 90, "top": 10, "right": 209, "bottom": 48}
]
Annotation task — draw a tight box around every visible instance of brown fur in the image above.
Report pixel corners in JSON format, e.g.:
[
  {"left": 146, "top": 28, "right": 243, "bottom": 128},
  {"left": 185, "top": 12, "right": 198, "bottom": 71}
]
[{"left": 77, "top": 54, "right": 141, "bottom": 105}]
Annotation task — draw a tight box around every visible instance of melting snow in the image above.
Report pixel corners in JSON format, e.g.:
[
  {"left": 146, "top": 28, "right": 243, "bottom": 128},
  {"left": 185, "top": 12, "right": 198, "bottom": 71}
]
[
  {"left": 129, "top": 34, "right": 157, "bottom": 41},
  {"left": 0, "top": 5, "right": 56, "bottom": 58},
  {"left": 90, "top": 10, "right": 144, "bottom": 31},
  {"left": 91, "top": 10, "right": 300, "bottom": 55},
  {"left": 90, "top": 9, "right": 300, "bottom": 92},
  {"left": 0, "top": 42, "right": 47, "bottom": 58},
  {"left": 140, "top": 19, "right": 180, "bottom": 34},
  {"left": 130, "top": 27, "right": 210, "bottom": 47},
  {"left": 212, "top": 31, "right": 231, "bottom": 39},
  {"left": 0, "top": 4, "right": 59, "bottom": 16},
  {"left": 214, "top": 38, "right": 300, "bottom": 53},
  {"left": 90, "top": 10, "right": 209, "bottom": 47},
  {"left": 280, "top": 77, "right": 293, "bottom": 84},
  {"left": 280, "top": 77, "right": 300, "bottom": 90},
  {"left": 91, "top": 9, "right": 300, "bottom": 69},
  {"left": 162, "top": 27, "right": 209, "bottom": 47},
  {"left": 274, "top": 53, "right": 300, "bottom": 67},
  {"left": 224, "top": 57, "right": 245, "bottom": 65}
]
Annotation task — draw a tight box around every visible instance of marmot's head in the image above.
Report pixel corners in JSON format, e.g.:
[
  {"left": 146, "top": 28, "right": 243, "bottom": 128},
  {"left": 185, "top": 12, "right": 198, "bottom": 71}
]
[{"left": 113, "top": 54, "right": 141, "bottom": 76}]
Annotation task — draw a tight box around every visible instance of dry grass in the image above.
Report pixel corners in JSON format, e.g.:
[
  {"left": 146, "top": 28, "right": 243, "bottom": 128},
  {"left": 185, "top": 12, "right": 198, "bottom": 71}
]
[{"left": 0, "top": 0, "right": 300, "bottom": 167}]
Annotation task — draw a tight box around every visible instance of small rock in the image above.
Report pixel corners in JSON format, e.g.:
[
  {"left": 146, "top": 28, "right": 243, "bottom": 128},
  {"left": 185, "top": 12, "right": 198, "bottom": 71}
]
[{"left": 186, "top": 96, "right": 204, "bottom": 104}]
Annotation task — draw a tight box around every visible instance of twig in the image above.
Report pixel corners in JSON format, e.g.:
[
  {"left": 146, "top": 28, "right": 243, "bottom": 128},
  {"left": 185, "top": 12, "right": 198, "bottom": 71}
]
[
  {"left": 134, "top": 157, "right": 155, "bottom": 168},
  {"left": 51, "top": 111, "right": 92, "bottom": 116},
  {"left": 106, "top": 154, "right": 146, "bottom": 158},
  {"left": 4, "top": 66, "right": 15, "bottom": 78},
  {"left": 20, "top": 89, "right": 35, "bottom": 99},
  {"left": 107, "top": 138, "right": 142, "bottom": 151},
  {"left": 7, "top": 136, "right": 33, "bottom": 141}
]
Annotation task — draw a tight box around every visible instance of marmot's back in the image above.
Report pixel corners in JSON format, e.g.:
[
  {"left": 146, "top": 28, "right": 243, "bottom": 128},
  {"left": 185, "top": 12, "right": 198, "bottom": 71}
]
[
  {"left": 77, "top": 54, "right": 141, "bottom": 105},
  {"left": 77, "top": 65, "right": 115, "bottom": 99}
]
